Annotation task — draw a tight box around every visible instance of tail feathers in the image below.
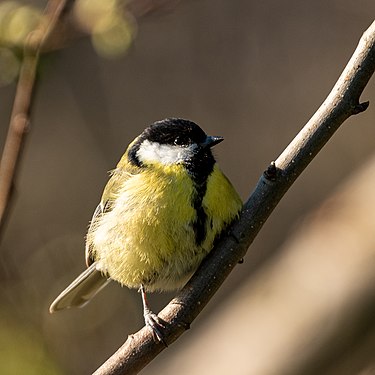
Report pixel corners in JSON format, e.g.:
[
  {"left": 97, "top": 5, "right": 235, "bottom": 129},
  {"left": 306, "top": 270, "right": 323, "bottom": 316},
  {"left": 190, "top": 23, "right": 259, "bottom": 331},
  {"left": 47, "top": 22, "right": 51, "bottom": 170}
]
[{"left": 49, "top": 262, "right": 110, "bottom": 313}]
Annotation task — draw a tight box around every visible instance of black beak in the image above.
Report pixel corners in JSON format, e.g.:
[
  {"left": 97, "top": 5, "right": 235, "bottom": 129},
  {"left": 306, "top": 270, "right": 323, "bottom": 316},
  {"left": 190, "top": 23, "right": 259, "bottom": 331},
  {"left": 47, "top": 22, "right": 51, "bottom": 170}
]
[{"left": 201, "top": 135, "right": 224, "bottom": 149}]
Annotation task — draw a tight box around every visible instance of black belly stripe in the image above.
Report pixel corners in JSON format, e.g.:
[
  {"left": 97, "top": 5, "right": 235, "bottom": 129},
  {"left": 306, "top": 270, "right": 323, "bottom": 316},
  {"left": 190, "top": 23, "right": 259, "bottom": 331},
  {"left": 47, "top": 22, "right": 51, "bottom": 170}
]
[
  {"left": 186, "top": 151, "right": 215, "bottom": 246},
  {"left": 192, "top": 182, "right": 208, "bottom": 246}
]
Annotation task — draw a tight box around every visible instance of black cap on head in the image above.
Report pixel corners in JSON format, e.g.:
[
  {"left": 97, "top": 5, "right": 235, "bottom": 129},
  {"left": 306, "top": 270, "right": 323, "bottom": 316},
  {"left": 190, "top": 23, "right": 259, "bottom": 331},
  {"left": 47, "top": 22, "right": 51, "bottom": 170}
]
[
  {"left": 143, "top": 118, "right": 208, "bottom": 146},
  {"left": 127, "top": 118, "right": 221, "bottom": 173}
]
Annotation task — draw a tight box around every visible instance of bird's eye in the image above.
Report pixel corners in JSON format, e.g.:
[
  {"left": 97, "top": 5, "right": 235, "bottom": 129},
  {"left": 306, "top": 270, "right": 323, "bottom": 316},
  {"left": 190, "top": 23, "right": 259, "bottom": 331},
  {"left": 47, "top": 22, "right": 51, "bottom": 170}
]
[{"left": 174, "top": 136, "right": 183, "bottom": 145}]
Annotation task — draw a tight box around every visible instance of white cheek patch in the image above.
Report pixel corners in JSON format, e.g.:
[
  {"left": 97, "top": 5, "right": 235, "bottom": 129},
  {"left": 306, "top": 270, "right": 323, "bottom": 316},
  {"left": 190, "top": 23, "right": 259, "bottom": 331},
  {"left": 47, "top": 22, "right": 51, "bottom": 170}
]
[{"left": 137, "top": 140, "right": 196, "bottom": 165}]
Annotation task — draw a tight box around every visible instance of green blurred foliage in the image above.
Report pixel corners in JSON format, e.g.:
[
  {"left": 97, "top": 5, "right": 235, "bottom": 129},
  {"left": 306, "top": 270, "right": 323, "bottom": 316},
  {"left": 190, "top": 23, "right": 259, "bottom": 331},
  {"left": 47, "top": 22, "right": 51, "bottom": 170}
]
[
  {"left": 0, "top": 1, "right": 42, "bottom": 85},
  {"left": 0, "top": 311, "right": 62, "bottom": 375},
  {"left": 0, "top": 0, "right": 136, "bottom": 86},
  {"left": 74, "top": 0, "right": 136, "bottom": 58}
]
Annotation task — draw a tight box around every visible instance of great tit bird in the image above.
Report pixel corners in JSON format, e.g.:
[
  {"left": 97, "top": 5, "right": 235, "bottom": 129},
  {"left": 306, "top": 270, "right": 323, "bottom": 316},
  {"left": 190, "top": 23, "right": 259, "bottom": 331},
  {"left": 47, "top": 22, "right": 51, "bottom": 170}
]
[{"left": 49, "top": 118, "right": 242, "bottom": 341}]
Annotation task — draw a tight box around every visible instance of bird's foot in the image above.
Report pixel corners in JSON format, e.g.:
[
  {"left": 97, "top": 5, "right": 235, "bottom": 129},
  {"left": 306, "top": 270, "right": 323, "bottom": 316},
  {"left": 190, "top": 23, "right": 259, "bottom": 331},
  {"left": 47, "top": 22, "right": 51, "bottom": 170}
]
[{"left": 144, "top": 309, "right": 167, "bottom": 346}]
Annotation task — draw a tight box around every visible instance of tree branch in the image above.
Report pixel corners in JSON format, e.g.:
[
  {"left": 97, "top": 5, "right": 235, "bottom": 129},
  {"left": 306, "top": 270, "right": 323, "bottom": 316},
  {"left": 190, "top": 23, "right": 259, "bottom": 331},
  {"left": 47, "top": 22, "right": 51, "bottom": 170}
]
[
  {"left": 93, "top": 20, "right": 375, "bottom": 375},
  {"left": 0, "top": 0, "right": 75, "bottom": 237}
]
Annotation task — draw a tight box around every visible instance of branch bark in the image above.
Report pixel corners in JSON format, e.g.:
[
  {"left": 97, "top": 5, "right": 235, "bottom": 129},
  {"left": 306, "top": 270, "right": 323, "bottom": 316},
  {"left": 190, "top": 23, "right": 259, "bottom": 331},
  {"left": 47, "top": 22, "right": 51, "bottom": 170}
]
[{"left": 93, "top": 20, "right": 375, "bottom": 375}]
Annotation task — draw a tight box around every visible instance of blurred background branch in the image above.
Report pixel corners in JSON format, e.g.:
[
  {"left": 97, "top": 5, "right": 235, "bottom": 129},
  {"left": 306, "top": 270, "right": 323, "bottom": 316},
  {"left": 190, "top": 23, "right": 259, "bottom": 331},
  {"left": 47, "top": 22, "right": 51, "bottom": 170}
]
[
  {"left": 93, "top": 21, "right": 375, "bottom": 375},
  {"left": 0, "top": 0, "right": 74, "bottom": 236},
  {"left": 0, "top": 0, "right": 183, "bottom": 239}
]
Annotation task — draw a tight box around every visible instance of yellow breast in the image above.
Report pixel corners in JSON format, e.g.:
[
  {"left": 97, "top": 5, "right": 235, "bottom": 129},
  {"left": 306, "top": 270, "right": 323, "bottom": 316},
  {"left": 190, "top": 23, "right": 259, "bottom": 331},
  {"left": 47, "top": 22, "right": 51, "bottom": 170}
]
[{"left": 88, "top": 163, "right": 242, "bottom": 292}]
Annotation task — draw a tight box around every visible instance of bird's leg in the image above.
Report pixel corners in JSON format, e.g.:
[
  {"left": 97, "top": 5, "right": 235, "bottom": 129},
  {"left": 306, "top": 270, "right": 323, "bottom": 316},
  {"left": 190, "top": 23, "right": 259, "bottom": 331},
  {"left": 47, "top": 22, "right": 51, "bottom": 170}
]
[{"left": 140, "top": 285, "right": 167, "bottom": 345}]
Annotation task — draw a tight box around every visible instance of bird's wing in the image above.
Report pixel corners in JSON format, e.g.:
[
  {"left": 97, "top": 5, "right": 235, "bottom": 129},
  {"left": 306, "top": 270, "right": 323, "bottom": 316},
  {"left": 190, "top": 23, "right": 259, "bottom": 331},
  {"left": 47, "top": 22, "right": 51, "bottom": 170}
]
[
  {"left": 85, "top": 168, "right": 136, "bottom": 266},
  {"left": 85, "top": 201, "right": 108, "bottom": 267}
]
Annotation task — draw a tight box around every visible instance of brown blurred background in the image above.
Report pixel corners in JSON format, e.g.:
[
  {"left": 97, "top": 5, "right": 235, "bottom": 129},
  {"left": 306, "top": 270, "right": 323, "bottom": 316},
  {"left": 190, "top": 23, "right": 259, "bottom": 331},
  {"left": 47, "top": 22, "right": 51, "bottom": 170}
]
[{"left": 1, "top": 1, "right": 375, "bottom": 374}]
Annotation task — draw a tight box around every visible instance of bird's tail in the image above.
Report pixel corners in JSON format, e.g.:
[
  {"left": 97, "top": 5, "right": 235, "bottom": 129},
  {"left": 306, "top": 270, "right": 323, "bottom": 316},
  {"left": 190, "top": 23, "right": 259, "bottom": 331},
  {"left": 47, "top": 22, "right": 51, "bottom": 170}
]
[{"left": 49, "top": 262, "right": 110, "bottom": 313}]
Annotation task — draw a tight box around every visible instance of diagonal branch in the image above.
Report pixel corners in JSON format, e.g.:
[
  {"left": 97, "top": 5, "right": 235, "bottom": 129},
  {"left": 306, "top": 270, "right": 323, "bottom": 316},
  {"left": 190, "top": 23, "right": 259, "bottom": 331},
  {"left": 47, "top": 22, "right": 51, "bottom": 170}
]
[
  {"left": 93, "top": 20, "right": 375, "bottom": 375},
  {"left": 0, "top": 0, "right": 75, "bottom": 237}
]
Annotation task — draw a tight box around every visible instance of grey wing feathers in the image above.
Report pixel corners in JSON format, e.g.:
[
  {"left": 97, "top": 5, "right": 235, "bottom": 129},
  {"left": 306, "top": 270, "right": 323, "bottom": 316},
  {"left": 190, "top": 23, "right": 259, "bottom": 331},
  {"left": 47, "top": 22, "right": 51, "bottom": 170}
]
[
  {"left": 85, "top": 202, "right": 105, "bottom": 267},
  {"left": 49, "top": 262, "right": 110, "bottom": 313}
]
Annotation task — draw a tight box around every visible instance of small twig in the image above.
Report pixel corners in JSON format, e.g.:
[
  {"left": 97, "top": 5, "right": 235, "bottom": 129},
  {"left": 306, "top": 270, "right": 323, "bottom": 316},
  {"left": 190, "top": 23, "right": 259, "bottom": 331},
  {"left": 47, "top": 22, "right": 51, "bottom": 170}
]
[
  {"left": 93, "top": 20, "right": 375, "bottom": 375},
  {"left": 0, "top": 0, "right": 74, "bottom": 236},
  {"left": 127, "top": 0, "right": 181, "bottom": 18},
  {"left": 36, "top": 0, "right": 183, "bottom": 53}
]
